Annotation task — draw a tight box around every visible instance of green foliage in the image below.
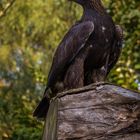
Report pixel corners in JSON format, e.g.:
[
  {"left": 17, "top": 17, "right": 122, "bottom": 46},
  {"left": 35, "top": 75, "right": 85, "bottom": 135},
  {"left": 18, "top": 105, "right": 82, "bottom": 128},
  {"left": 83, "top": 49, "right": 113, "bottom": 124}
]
[
  {"left": 0, "top": 0, "right": 139, "bottom": 139},
  {"left": 108, "top": 0, "right": 140, "bottom": 89}
]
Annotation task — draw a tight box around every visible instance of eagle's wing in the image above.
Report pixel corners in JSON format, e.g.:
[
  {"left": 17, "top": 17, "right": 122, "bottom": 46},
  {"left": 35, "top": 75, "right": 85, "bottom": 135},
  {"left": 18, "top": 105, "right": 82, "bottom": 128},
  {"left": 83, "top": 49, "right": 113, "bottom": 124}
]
[
  {"left": 47, "top": 21, "right": 94, "bottom": 87},
  {"left": 107, "top": 25, "right": 123, "bottom": 75}
]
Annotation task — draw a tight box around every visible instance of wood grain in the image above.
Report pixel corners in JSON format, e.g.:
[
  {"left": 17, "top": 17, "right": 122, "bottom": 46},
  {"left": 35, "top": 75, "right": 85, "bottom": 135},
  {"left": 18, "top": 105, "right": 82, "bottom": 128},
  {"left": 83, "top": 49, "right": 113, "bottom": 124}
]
[
  {"left": 57, "top": 84, "right": 140, "bottom": 140},
  {"left": 43, "top": 83, "right": 140, "bottom": 140}
]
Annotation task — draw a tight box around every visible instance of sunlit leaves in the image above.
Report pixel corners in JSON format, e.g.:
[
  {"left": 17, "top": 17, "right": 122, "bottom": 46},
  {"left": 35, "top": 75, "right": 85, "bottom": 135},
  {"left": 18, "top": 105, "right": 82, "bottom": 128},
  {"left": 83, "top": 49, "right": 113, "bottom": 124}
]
[{"left": 108, "top": 0, "right": 140, "bottom": 89}]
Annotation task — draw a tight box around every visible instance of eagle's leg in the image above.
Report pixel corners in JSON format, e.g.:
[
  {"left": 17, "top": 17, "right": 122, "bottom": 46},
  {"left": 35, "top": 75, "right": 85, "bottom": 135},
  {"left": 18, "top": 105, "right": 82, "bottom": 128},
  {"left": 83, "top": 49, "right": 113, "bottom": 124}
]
[
  {"left": 92, "top": 54, "right": 110, "bottom": 83},
  {"left": 92, "top": 66, "right": 107, "bottom": 83},
  {"left": 64, "top": 46, "right": 90, "bottom": 89},
  {"left": 64, "top": 57, "right": 84, "bottom": 90}
]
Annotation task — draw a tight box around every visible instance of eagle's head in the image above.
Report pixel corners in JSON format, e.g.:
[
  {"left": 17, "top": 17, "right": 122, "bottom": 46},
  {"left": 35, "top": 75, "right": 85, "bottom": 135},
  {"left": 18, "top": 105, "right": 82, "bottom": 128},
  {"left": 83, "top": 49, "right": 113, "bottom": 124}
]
[
  {"left": 69, "top": 0, "right": 105, "bottom": 13},
  {"left": 69, "top": 0, "right": 102, "bottom": 6}
]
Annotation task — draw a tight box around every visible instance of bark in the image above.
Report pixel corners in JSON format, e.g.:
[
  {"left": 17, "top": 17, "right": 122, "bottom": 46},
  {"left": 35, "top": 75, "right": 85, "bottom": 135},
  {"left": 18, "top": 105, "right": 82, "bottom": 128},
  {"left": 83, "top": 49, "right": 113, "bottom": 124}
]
[{"left": 42, "top": 82, "right": 140, "bottom": 140}]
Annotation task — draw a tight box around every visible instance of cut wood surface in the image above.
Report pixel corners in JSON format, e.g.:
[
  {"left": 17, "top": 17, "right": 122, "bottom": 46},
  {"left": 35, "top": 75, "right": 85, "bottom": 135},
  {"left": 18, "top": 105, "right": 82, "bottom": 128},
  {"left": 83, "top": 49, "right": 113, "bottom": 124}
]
[{"left": 43, "top": 83, "right": 140, "bottom": 140}]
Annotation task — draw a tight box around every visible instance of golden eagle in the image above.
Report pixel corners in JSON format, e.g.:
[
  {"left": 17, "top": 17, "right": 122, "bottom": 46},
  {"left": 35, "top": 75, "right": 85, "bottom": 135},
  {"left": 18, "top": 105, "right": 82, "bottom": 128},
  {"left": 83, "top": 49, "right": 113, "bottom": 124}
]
[{"left": 33, "top": 0, "right": 123, "bottom": 118}]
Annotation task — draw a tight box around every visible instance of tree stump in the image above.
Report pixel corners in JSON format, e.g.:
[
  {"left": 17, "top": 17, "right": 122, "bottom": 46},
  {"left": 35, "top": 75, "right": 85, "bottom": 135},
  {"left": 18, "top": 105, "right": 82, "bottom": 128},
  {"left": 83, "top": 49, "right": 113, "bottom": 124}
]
[{"left": 42, "top": 83, "right": 140, "bottom": 140}]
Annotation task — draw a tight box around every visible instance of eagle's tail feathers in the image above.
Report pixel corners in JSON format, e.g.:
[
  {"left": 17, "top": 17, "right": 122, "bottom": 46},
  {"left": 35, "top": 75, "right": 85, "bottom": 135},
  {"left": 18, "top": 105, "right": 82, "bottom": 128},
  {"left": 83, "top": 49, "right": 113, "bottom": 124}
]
[{"left": 33, "top": 94, "right": 50, "bottom": 119}]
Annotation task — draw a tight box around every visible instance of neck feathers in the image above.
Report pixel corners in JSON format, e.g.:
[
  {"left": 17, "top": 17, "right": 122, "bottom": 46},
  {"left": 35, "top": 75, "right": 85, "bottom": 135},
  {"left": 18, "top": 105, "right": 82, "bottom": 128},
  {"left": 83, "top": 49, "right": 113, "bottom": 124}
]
[{"left": 89, "top": 0, "right": 106, "bottom": 14}]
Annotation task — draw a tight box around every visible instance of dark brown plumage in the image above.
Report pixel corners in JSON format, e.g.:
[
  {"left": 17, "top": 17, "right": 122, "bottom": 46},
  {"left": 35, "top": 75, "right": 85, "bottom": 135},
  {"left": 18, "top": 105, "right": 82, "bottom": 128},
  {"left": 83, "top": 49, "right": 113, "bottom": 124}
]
[{"left": 33, "top": 0, "right": 123, "bottom": 118}]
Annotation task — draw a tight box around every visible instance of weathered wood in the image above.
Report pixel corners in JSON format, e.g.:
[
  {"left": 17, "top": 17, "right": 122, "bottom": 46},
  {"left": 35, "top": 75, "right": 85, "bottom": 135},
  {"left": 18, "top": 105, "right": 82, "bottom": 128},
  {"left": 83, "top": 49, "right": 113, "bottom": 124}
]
[
  {"left": 42, "top": 99, "right": 58, "bottom": 140},
  {"left": 43, "top": 83, "right": 140, "bottom": 140}
]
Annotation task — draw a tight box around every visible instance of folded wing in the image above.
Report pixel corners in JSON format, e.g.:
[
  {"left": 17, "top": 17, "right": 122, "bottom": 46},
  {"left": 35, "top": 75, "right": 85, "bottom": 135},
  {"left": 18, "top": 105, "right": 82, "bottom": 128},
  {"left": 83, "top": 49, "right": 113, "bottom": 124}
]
[
  {"left": 107, "top": 25, "right": 123, "bottom": 74},
  {"left": 47, "top": 21, "right": 94, "bottom": 88}
]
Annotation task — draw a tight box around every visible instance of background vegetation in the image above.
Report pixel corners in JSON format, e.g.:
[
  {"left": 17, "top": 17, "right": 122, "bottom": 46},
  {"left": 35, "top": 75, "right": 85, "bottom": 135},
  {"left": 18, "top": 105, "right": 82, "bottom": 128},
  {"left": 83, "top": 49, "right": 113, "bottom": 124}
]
[{"left": 0, "top": 0, "right": 139, "bottom": 139}]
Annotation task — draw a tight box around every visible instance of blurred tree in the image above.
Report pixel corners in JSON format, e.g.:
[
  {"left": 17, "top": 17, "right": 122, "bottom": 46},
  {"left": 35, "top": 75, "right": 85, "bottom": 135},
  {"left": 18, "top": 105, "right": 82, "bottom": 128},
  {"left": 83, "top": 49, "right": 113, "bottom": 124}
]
[
  {"left": 0, "top": 0, "right": 139, "bottom": 139},
  {"left": 108, "top": 0, "right": 140, "bottom": 89}
]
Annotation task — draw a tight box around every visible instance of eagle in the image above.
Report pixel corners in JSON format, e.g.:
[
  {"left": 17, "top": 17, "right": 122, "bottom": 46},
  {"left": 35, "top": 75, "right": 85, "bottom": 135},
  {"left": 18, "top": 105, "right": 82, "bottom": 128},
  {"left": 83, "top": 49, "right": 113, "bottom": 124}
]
[{"left": 33, "top": 0, "right": 123, "bottom": 118}]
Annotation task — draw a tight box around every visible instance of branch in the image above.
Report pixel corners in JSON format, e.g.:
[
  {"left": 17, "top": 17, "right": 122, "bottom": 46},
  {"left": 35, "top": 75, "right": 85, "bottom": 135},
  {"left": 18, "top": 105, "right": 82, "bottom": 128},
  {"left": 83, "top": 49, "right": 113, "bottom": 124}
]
[{"left": 0, "top": 0, "right": 16, "bottom": 18}]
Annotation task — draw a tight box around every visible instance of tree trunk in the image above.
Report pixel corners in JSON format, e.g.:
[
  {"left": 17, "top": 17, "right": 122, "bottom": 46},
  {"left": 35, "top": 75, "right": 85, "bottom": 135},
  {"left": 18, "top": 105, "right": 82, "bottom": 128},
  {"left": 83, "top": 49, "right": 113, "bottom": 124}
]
[{"left": 42, "top": 82, "right": 140, "bottom": 140}]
